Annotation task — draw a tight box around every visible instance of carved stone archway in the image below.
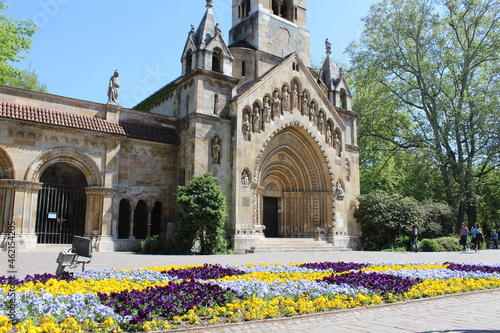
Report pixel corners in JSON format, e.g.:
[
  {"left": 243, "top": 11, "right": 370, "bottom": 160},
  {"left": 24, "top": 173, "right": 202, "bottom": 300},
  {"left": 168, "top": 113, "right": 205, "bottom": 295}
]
[
  {"left": 254, "top": 124, "right": 335, "bottom": 239},
  {"left": 25, "top": 147, "right": 102, "bottom": 186}
]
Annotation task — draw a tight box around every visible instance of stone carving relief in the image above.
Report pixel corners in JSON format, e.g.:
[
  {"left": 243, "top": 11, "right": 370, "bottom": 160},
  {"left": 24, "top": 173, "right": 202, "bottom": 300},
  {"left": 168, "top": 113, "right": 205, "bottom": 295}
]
[
  {"left": 252, "top": 105, "right": 261, "bottom": 133},
  {"left": 238, "top": 80, "right": 345, "bottom": 156},
  {"left": 242, "top": 112, "right": 251, "bottom": 141},
  {"left": 265, "top": 182, "right": 279, "bottom": 191},
  {"left": 301, "top": 91, "right": 308, "bottom": 116},
  {"left": 333, "top": 131, "right": 341, "bottom": 157},
  {"left": 326, "top": 124, "right": 332, "bottom": 145},
  {"left": 309, "top": 101, "right": 317, "bottom": 124},
  {"left": 345, "top": 158, "right": 351, "bottom": 181},
  {"left": 336, "top": 180, "right": 345, "bottom": 200},
  {"left": 263, "top": 96, "right": 271, "bottom": 123},
  {"left": 241, "top": 170, "right": 250, "bottom": 187},
  {"left": 318, "top": 111, "right": 325, "bottom": 133},
  {"left": 211, "top": 137, "right": 220, "bottom": 165},
  {"left": 272, "top": 90, "right": 281, "bottom": 118},
  {"left": 281, "top": 85, "right": 289, "bottom": 113}
]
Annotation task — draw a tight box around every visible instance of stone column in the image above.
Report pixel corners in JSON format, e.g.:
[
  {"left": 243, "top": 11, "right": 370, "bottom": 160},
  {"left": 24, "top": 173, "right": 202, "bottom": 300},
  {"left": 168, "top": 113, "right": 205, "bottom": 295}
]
[
  {"left": 146, "top": 210, "right": 152, "bottom": 239},
  {"left": 85, "top": 187, "right": 117, "bottom": 251},
  {"left": 0, "top": 180, "right": 43, "bottom": 250},
  {"left": 129, "top": 202, "right": 136, "bottom": 240}
]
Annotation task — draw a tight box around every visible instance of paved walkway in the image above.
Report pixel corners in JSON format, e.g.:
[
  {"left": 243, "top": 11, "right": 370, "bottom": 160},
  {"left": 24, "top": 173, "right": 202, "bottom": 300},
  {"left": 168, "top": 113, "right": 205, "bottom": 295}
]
[{"left": 1, "top": 249, "right": 499, "bottom": 332}]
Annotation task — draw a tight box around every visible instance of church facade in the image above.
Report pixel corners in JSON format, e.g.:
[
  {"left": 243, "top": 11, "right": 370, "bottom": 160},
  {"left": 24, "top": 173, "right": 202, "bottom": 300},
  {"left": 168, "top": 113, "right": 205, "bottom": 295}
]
[{"left": 0, "top": 0, "right": 360, "bottom": 253}]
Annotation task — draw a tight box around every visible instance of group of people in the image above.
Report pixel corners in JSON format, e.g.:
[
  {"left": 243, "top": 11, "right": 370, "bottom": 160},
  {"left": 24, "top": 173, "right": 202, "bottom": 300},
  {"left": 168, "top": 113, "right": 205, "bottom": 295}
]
[
  {"left": 409, "top": 223, "right": 499, "bottom": 253},
  {"left": 460, "top": 223, "right": 498, "bottom": 252}
]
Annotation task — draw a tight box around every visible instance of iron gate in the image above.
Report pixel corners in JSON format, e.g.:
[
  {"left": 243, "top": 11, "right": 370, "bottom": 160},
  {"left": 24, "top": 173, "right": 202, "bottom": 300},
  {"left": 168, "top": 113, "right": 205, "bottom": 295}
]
[{"left": 36, "top": 182, "right": 86, "bottom": 244}]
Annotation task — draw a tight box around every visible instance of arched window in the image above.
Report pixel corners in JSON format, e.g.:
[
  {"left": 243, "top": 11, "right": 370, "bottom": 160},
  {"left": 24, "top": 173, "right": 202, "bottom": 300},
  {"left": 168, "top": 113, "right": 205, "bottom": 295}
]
[
  {"left": 151, "top": 201, "right": 162, "bottom": 237},
  {"left": 272, "top": 0, "right": 294, "bottom": 21},
  {"left": 133, "top": 200, "right": 148, "bottom": 239},
  {"left": 240, "top": 0, "right": 250, "bottom": 18},
  {"left": 185, "top": 50, "right": 193, "bottom": 75},
  {"left": 212, "top": 48, "right": 223, "bottom": 73},
  {"left": 118, "top": 199, "right": 130, "bottom": 239},
  {"left": 242, "top": 61, "right": 246, "bottom": 77},
  {"left": 340, "top": 89, "right": 347, "bottom": 109}
]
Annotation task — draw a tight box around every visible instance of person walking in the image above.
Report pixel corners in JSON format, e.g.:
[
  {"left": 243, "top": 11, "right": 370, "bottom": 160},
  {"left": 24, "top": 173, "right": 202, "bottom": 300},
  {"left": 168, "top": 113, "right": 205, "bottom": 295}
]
[
  {"left": 491, "top": 230, "right": 498, "bottom": 249},
  {"left": 410, "top": 224, "right": 418, "bottom": 252},
  {"left": 470, "top": 223, "right": 483, "bottom": 252},
  {"left": 459, "top": 224, "right": 470, "bottom": 252}
]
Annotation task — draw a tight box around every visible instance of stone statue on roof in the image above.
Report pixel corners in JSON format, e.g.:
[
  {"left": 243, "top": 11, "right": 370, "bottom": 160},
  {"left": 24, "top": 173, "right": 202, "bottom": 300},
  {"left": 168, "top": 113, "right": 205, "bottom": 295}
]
[
  {"left": 107, "top": 70, "right": 120, "bottom": 105},
  {"left": 325, "top": 38, "right": 332, "bottom": 54},
  {"left": 215, "top": 23, "right": 222, "bottom": 36}
]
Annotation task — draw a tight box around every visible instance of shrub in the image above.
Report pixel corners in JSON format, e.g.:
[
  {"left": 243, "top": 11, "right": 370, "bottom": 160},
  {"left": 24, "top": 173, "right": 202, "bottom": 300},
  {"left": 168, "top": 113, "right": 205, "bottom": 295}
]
[
  {"left": 419, "top": 201, "right": 456, "bottom": 238},
  {"left": 355, "top": 190, "right": 424, "bottom": 251},
  {"left": 419, "top": 238, "right": 445, "bottom": 252},
  {"left": 435, "top": 236, "right": 462, "bottom": 251},
  {"left": 139, "top": 235, "right": 180, "bottom": 255}
]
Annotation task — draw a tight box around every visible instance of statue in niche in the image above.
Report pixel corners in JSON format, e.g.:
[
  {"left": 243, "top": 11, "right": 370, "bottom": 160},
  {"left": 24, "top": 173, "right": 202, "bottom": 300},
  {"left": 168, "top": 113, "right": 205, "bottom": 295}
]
[
  {"left": 346, "top": 158, "right": 351, "bottom": 181},
  {"left": 291, "top": 83, "right": 298, "bottom": 110},
  {"left": 333, "top": 131, "right": 341, "bottom": 156},
  {"left": 309, "top": 101, "right": 317, "bottom": 124},
  {"left": 326, "top": 124, "right": 332, "bottom": 145},
  {"left": 301, "top": 91, "right": 308, "bottom": 116},
  {"left": 263, "top": 96, "right": 271, "bottom": 123},
  {"left": 107, "top": 70, "right": 120, "bottom": 104},
  {"left": 318, "top": 112, "right": 325, "bottom": 133},
  {"left": 252, "top": 105, "right": 261, "bottom": 132},
  {"left": 281, "top": 85, "right": 289, "bottom": 114},
  {"left": 211, "top": 137, "right": 220, "bottom": 165},
  {"left": 241, "top": 170, "right": 250, "bottom": 186},
  {"left": 336, "top": 181, "right": 345, "bottom": 200},
  {"left": 272, "top": 91, "right": 281, "bottom": 118},
  {"left": 242, "top": 113, "right": 251, "bottom": 141}
]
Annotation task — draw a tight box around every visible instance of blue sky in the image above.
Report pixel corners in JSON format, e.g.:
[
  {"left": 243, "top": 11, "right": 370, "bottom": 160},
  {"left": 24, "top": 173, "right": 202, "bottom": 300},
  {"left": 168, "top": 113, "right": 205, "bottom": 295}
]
[{"left": 5, "top": 0, "right": 377, "bottom": 109}]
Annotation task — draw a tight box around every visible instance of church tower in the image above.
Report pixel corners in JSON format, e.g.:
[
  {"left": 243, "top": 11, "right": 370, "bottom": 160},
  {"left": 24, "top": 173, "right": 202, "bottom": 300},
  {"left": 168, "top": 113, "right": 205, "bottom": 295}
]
[{"left": 229, "top": 0, "right": 311, "bottom": 83}]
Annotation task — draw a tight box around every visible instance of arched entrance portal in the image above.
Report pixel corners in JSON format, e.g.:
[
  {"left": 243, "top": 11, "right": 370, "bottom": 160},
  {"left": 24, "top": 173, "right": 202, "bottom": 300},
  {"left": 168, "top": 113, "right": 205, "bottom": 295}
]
[
  {"left": 36, "top": 162, "right": 87, "bottom": 244},
  {"left": 257, "top": 125, "right": 334, "bottom": 239}
]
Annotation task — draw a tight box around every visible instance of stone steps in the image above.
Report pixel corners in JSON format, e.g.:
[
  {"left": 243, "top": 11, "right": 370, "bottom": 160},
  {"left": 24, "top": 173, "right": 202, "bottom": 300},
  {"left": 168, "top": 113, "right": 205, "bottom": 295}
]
[{"left": 247, "top": 238, "right": 351, "bottom": 253}]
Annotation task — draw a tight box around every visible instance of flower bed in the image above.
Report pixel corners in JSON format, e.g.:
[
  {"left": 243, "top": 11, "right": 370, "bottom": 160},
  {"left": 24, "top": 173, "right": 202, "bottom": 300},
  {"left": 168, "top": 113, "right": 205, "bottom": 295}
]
[{"left": 1, "top": 261, "right": 500, "bottom": 332}]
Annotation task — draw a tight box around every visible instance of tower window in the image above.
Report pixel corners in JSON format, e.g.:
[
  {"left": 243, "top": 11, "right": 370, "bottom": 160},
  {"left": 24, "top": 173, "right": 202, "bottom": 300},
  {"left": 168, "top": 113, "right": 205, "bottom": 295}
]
[
  {"left": 239, "top": 0, "right": 250, "bottom": 18},
  {"left": 185, "top": 50, "right": 193, "bottom": 75},
  {"left": 340, "top": 89, "right": 347, "bottom": 109},
  {"left": 242, "top": 61, "right": 246, "bottom": 77},
  {"left": 272, "top": 0, "right": 294, "bottom": 21},
  {"left": 212, "top": 48, "right": 223, "bottom": 73}
]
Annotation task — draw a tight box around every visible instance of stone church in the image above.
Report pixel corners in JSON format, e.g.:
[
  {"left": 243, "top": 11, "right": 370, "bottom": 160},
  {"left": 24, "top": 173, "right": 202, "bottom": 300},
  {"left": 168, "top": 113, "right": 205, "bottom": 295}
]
[{"left": 0, "top": 0, "right": 360, "bottom": 253}]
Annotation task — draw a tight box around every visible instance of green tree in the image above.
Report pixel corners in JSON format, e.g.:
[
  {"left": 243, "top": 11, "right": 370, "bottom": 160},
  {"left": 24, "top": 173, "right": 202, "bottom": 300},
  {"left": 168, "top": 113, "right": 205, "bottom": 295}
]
[
  {"left": 4, "top": 66, "right": 47, "bottom": 92},
  {"left": 0, "top": 1, "right": 46, "bottom": 90},
  {"left": 176, "top": 172, "right": 228, "bottom": 255},
  {"left": 347, "top": 0, "right": 500, "bottom": 229}
]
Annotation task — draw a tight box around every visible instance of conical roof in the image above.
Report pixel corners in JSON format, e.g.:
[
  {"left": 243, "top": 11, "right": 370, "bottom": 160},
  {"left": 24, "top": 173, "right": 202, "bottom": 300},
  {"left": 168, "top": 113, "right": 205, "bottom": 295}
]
[
  {"left": 193, "top": 0, "right": 219, "bottom": 49},
  {"left": 321, "top": 38, "right": 341, "bottom": 90}
]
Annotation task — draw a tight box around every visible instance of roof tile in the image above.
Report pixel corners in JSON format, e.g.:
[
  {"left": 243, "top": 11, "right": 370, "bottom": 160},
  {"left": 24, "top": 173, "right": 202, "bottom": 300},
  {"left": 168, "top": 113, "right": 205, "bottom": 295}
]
[{"left": 0, "top": 101, "right": 125, "bottom": 135}]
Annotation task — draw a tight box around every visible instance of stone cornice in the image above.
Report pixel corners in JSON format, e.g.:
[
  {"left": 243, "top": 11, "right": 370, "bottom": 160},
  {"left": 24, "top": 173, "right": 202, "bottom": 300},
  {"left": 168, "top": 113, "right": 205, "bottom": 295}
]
[{"left": 0, "top": 179, "right": 43, "bottom": 192}]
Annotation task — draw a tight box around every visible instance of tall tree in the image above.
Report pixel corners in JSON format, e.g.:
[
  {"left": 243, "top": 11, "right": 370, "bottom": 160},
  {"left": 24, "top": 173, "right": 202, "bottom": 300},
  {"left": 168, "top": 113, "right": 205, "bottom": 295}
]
[
  {"left": 0, "top": 0, "right": 45, "bottom": 91},
  {"left": 176, "top": 172, "right": 228, "bottom": 255},
  {"left": 347, "top": 0, "right": 500, "bottom": 229}
]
